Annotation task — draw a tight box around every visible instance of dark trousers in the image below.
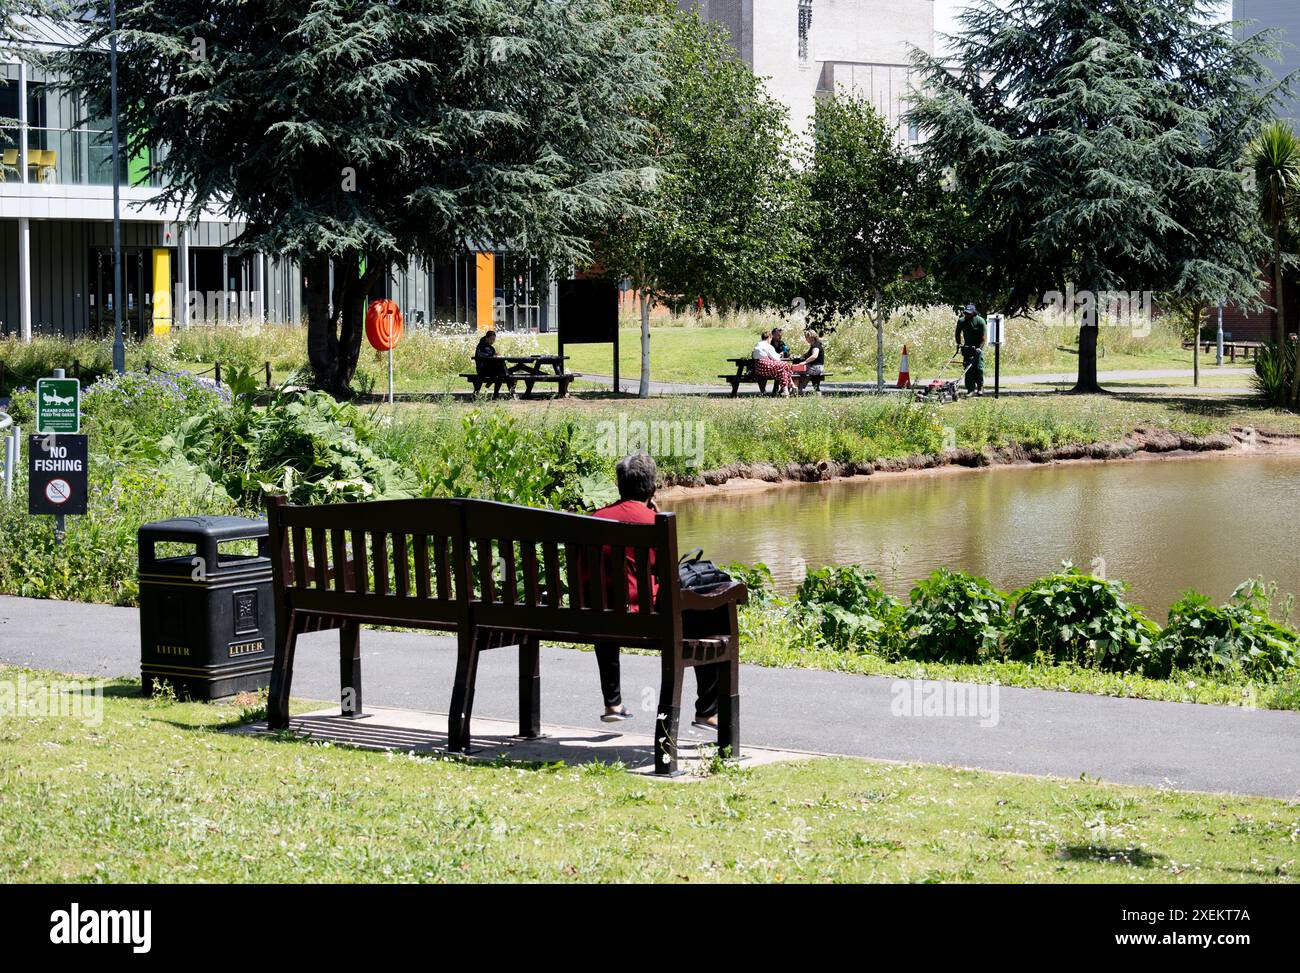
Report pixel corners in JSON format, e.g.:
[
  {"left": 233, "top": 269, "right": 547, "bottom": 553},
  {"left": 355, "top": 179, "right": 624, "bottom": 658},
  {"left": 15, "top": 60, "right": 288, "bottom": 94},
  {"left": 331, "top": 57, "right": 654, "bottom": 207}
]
[
  {"left": 595, "top": 644, "right": 719, "bottom": 719},
  {"left": 962, "top": 347, "right": 984, "bottom": 392}
]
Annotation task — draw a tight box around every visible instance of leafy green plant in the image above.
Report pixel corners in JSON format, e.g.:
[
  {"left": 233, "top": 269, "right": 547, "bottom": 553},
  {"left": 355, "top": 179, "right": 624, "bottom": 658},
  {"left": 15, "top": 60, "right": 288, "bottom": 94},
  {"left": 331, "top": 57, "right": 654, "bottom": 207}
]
[
  {"left": 725, "top": 562, "right": 776, "bottom": 608},
  {"left": 900, "top": 569, "right": 1008, "bottom": 663},
  {"left": 1005, "top": 565, "right": 1159, "bottom": 671},
  {"left": 151, "top": 385, "right": 417, "bottom": 506},
  {"left": 795, "top": 564, "right": 902, "bottom": 651},
  {"left": 1151, "top": 582, "right": 1299, "bottom": 680},
  {"left": 1252, "top": 341, "right": 1296, "bottom": 406},
  {"left": 422, "top": 411, "right": 614, "bottom": 511}
]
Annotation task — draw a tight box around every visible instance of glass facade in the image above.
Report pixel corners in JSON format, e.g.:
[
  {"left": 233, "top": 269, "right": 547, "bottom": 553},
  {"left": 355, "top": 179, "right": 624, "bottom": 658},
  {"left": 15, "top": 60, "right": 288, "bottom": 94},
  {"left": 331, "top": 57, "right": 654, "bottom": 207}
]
[{"left": 0, "top": 63, "right": 151, "bottom": 186}]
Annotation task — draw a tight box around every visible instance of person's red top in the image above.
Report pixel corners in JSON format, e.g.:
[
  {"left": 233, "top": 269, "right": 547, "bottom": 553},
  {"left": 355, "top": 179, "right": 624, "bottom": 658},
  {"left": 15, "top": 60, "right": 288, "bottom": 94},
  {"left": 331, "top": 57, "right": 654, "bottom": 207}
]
[{"left": 586, "top": 499, "right": 659, "bottom": 611}]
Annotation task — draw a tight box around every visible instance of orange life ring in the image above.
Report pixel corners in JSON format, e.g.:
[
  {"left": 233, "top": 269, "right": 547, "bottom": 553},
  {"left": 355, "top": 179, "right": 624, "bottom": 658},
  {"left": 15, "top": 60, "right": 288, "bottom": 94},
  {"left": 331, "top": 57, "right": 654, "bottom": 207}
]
[{"left": 365, "top": 299, "right": 403, "bottom": 351}]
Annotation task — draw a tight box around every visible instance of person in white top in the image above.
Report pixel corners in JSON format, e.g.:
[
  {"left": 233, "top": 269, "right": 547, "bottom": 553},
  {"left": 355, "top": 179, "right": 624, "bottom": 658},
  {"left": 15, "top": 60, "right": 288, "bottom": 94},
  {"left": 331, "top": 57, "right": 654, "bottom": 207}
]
[{"left": 751, "top": 331, "right": 794, "bottom": 395}]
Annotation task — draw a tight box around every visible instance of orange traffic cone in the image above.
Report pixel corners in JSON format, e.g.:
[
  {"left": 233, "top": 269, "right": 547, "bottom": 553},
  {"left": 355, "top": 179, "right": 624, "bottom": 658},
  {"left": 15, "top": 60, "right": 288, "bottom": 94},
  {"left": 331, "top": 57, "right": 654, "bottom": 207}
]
[{"left": 897, "top": 345, "right": 911, "bottom": 388}]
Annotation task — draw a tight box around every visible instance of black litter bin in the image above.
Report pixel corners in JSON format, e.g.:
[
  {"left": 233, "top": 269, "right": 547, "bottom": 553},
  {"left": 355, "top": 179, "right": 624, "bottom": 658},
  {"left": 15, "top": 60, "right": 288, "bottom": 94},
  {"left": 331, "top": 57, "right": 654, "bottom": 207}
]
[{"left": 138, "top": 515, "right": 274, "bottom": 700}]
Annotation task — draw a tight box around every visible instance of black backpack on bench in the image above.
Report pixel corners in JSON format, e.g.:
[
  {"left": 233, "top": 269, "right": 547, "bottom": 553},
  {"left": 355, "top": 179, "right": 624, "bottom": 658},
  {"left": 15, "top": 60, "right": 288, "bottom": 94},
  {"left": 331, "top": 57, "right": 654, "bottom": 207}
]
[{"left": 677, "top": 549, "right": 732, "bottom": 592}]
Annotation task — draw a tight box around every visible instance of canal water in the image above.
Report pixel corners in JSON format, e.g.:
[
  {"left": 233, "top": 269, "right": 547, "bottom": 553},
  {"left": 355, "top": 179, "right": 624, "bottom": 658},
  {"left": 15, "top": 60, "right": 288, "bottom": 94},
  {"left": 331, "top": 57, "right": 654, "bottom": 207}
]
[{"left": 663, "top": 455, "right": 1300, "bottom": 618}]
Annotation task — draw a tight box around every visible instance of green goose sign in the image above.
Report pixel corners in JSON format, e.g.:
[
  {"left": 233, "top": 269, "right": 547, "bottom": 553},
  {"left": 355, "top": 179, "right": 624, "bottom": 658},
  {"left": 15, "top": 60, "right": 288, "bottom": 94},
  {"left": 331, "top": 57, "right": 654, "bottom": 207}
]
[{"left": 36, "top": 377, "right": 81, "bottom": 435}]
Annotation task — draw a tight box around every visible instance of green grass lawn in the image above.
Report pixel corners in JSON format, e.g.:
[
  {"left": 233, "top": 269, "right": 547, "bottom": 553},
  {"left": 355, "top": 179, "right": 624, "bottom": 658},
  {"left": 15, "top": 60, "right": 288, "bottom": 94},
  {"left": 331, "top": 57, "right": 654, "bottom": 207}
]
[
  {"left": 537, "top": 328, "right": 1230, "bottom": 388},
  {"left": 0, "top": 668, "right": 1294, "bottom": 883},
  {"left": 45, "top": 321, "right": 1229, "bottom": 395}
]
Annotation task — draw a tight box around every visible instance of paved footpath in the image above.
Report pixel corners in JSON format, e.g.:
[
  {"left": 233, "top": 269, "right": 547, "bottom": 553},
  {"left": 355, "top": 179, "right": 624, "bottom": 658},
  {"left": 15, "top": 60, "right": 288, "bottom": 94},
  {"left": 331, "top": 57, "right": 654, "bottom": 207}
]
[
  {"left": 2, "top": 594, "right": 1297, "bottom": 798},
  {"left": 581, "top": 367, "right": 1254, "bottom": 396}
]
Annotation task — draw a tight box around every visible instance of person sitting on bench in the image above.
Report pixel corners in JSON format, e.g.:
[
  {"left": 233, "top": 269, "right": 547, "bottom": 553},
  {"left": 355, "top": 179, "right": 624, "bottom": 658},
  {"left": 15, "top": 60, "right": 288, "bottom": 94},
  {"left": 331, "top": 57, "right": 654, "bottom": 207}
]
[
  {"left": 473, "top": 330, "right": 508, "bottom": 378},
  {"left": 752, "top": 331, "right": 795, "bottom": 397},
  {"left": 586, "top": 452, "right": 720, "bottom": 728},
  {"left": 791, "top": 329, "right": 824, "bottom": 392}
]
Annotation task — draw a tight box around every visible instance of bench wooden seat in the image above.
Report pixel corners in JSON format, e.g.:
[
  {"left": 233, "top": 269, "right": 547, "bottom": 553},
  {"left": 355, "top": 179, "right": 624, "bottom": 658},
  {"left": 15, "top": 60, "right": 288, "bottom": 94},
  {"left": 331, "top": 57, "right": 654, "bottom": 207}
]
[
  {"left": 1180, "top": 339, "right": 1264, "bottom": 363},
  {"left": 459, "top": 372, "right": 578, "bottom": 398},
  {"left": 265, "top": 495, "right": 747, "bottom": 774},
  {"left": 720, "top": 358, "right": 833, "bottom": 397}
]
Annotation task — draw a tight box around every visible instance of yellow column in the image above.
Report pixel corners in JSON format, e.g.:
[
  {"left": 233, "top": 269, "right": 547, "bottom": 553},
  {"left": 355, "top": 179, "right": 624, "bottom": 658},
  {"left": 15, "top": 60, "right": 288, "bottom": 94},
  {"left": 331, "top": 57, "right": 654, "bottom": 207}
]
[
  {"left": 151, "top": 248, "right": 172, "bottom": 334},
  {"left": 475, "top": 252, "right": 495, "bottom": 332}
]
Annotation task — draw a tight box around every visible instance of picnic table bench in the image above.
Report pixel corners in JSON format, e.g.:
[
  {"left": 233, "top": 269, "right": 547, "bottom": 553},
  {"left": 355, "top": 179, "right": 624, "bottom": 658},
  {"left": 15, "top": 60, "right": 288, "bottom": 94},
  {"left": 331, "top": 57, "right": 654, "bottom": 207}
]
[
  {"left": 460, "top": 354, "right": 579, "bottom": 398},
  {"left": 265, "top": 495, "right": 748, "bottom": 775},
  {"left": 1181, "top": 339, "right": 1265, "bottom": 363},
  {"left": 720, "top": 357, "right": 833, "bottom": 397}
]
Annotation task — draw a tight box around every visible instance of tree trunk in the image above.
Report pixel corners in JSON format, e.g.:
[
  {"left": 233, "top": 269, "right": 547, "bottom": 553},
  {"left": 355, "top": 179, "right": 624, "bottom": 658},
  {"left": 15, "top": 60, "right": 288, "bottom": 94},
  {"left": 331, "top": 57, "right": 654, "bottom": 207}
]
[
  {"left": 305, "top": 251, "right": 381, "bottom": 399},
  {"left": 305, "top": 254, "right": 340, "bottom": 391},
  {"left": 638, "top": 290, "right": 651, "bottom": 399},
  {"left": 873, "top": 289, "right": 884, "bottom": 391},
  {"left": 1069, "top": 294, "right": 1105, "bottom": 394},
  {"left": 1290, "top": 329, "right": 1300, "bottom": 409},
  {"left": 1191, "top": 304, "right": 1201, "bottom": 388},
  {"left": 1274, "top": 234, "right": 1286, "bottom": 350}
]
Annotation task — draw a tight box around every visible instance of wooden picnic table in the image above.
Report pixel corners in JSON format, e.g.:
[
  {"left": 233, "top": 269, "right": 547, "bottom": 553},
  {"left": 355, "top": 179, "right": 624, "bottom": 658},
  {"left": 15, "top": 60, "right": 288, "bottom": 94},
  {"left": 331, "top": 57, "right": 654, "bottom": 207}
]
[
  {"left": 1182, "top": 339, "right": 1265, "bottom": 363},
  {"left": 720, "top": 356, "right": 832, "bottom": 397},
  {"left": 461, "top": 354, "right": 578, "bottom": 398}
]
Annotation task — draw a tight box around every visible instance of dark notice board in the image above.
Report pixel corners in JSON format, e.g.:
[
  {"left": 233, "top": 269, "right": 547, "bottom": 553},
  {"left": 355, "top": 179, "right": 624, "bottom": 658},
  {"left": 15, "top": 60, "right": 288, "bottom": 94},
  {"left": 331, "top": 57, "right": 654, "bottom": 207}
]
[
  {"left": 557, "top": 278, "right": 620, "bottom": 390},
  {"left": 557, "top": 279, "right": 618, "bottom": 344}
]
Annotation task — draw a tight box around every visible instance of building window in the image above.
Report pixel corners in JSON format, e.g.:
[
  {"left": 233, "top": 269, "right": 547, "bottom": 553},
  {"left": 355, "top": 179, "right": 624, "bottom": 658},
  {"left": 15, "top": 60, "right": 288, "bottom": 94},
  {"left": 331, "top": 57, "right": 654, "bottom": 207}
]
[
  {"left": 798, "top": 0, "right": 812, "bottom": 62},
  {"left": 908, "top": 122, "right": 920, "bottom": 143}
]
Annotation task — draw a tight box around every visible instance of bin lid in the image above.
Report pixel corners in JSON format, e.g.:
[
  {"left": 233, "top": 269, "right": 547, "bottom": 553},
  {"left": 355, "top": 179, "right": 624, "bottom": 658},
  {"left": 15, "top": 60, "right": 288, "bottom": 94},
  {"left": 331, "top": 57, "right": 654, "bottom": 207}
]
[{"left": 138, "top": 515, "right": 269, "bottom": 543}]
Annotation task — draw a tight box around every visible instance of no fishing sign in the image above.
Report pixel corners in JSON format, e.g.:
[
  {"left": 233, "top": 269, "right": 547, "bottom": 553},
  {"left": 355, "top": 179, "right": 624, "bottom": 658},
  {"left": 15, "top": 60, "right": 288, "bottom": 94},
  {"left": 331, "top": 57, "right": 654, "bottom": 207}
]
[{"left": 28, "top": 434, "right": 88, "bottom": 516}]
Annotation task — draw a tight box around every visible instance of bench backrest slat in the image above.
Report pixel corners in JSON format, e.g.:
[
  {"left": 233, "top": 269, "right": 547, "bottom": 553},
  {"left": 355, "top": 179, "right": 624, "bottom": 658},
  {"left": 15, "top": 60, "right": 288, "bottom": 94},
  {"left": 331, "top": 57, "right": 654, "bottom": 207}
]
[
  {"left": 414, "top": 535, "right": 431, "bottom": 599},
  {"left": 372, "top": 532, "right": 390, "bottom": 596},
  {"left": 311, "top": 527, "right": 330, "bottom": 590},
  {"left": 393, "top": 533, "right": 410, "bottom": 598},
  {"left": 543, "top": 541, "right": 562, "bottom": 608},
  {"left": 330, "top": 528, "right": 348, "bottom": 594},
  {"left": 350, "top": 528, "right": 369, "bottom": 593},
  {"left": 521, "top": 542, "right": 540, "bottom": 608}
]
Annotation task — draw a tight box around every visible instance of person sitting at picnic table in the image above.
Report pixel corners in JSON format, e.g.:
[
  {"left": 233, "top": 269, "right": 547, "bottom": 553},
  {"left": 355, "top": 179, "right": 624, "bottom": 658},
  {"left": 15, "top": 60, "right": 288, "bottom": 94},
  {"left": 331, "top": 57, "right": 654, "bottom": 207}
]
[
  {"left": 791, "top": 329, "right": 824, "bottom": 393},
  {"left": 584, "top": 453, "right": 721, "bottom": 728},
  {"left": 752, "top": 330, "right": 796, "bottom": 397},
  {"left": 771, "top": 328, "right": 790, "bottom": 357},
  {"left": 473, "top": 330, "right": 508, "bottom": 377}
]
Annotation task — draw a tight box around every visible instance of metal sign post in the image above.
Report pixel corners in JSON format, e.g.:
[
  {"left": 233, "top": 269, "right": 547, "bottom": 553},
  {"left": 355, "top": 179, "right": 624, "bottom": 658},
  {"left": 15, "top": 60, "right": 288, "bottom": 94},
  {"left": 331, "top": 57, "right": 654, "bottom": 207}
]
[{"left": 988, "top": 314, "right": 1004, "bottom": 399}]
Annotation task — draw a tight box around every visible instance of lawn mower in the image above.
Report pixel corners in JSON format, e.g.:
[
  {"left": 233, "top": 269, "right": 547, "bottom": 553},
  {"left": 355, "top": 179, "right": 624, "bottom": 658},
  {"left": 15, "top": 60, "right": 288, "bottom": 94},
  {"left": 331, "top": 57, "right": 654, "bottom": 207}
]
[{"left": 913, "top": 346, "right": 981, "bottom": 404}]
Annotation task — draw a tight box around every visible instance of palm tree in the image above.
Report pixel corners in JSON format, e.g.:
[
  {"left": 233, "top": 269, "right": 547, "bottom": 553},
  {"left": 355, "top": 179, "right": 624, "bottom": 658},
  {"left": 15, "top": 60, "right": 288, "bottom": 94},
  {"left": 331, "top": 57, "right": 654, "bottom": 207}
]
[{"left": 1247, "top": 123, "right": 1300, "bottom": 371}]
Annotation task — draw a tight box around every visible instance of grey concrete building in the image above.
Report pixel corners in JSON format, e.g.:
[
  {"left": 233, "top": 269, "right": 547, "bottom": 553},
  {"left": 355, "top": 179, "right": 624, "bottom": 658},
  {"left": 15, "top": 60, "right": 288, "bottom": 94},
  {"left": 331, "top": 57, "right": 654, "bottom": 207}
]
[
  {"left": 1235, "top": 0, "right": 1300, "bottom": 123},
  {"left": 680, "top": 0, "right": 935, "bottom": 141}
]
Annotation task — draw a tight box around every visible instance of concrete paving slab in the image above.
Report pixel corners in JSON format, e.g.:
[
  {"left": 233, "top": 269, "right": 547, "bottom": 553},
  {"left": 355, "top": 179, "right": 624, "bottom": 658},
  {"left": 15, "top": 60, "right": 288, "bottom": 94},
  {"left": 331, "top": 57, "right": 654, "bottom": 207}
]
[{"left": 233, "top": 704, "right": 819, "bottom": 779}]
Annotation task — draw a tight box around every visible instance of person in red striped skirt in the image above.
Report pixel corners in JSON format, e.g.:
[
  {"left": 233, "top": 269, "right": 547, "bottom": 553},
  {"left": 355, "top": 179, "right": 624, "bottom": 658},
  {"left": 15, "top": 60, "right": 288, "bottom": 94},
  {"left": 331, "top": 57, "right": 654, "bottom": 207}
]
[{"left": 753, "top": 331, "right": 794, "bottom": 397}]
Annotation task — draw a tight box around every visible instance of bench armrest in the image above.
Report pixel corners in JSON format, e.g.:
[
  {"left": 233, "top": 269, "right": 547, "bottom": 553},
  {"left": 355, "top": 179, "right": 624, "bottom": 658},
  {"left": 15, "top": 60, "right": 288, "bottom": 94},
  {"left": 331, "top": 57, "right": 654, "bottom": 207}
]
[{"left": 680, "top": 581, "right": 749, "bottom": 611}]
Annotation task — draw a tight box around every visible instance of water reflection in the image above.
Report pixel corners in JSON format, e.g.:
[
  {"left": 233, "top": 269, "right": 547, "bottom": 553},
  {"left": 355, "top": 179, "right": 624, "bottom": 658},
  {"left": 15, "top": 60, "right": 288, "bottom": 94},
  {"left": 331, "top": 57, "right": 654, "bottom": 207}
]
[{"left": 663, "top": 456, "right": 1300, "bottom": 618}]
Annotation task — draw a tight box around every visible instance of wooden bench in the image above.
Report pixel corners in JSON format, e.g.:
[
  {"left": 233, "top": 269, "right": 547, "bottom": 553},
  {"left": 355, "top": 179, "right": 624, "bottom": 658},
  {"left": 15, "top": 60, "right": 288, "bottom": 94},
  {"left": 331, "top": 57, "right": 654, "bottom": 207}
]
[
  {"left": 1181, "top": 338, "right": 1265, "bottom": 362},
  {"left": 265, "top": 495, "right": 748, "bottom": 774},
  {"left": 720, "top": 357, "right": 832, "bottom": 397},
  {"left": 459, "top": 371, "right": 578, "bottom": 398}
]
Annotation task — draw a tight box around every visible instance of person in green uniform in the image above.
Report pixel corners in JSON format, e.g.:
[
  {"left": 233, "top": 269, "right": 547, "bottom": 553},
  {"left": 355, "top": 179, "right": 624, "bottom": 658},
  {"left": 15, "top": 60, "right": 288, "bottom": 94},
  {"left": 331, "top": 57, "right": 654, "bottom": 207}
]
[{"left": 955, "top": 304, "right": 986, "bottom": 396}]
